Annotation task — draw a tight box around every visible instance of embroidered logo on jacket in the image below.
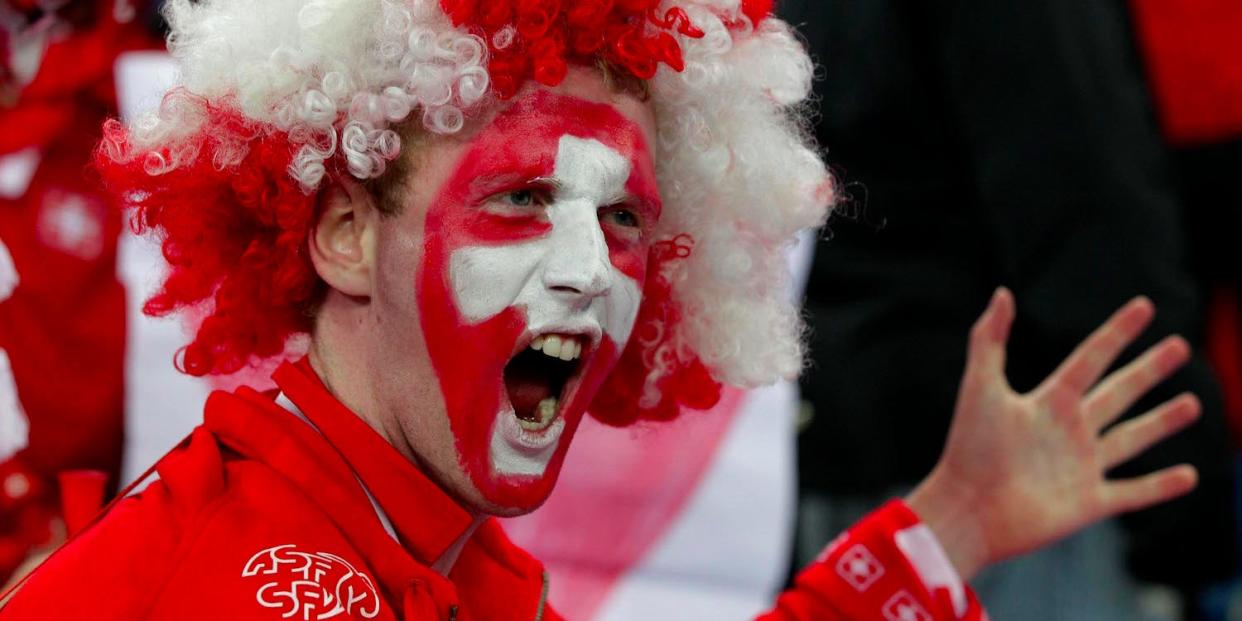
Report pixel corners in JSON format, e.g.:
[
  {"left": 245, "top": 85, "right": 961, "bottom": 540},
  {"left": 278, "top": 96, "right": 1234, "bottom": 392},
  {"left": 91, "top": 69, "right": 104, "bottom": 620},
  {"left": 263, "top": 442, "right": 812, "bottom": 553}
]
[
  {"left": 882, "top": 590, "right": 933, "bottom": 621},
  {"left": 242, "top": 544, "right": 381, "bottom": 620},
  {"left": 835, "top": 543, "right": 885, "bottom": 592}
]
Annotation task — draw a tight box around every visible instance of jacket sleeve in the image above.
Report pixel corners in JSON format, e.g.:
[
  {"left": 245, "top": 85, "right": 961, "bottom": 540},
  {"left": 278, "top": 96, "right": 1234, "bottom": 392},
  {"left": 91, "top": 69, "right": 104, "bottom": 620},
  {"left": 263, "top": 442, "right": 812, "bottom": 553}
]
[
  {"left": 756, "top": 501, "right": 987, "bottom": 621},
  {"left": 0, "top": 429, "right": 225, "bottom": 621}
]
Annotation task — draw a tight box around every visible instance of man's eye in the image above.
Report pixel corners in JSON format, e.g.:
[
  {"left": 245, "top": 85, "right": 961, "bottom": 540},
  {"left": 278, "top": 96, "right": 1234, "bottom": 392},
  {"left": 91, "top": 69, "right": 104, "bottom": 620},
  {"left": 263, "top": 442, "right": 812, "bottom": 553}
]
[
  {"left": 506, "top": 190, "right": 537, "bottom": 207},
  {"left": 602, "top": 208, "right": 641, "bottom": 229},
  {"left": 483, "top": 187, "right": 551, "bottom": 215}
]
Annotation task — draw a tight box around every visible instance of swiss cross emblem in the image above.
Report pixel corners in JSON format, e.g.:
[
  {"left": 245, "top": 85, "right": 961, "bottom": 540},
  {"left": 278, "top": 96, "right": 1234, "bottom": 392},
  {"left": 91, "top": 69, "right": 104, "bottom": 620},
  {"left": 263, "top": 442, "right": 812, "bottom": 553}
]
[
  {"left": 883, "top": 590, "right": 933, "bottom": 621},
  {"left": 835, "top": 544, "right": 884, "bottom": 591},
  {"left": 36, "top": 188, "right": 105, "bottom": 261},
  {"left": 242, "top": 544, "right": 381, "bottom": 620}
]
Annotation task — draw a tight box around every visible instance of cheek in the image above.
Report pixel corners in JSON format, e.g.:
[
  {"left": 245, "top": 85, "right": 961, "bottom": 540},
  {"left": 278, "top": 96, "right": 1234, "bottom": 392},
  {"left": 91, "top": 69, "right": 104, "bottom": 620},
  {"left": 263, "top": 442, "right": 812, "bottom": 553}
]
[
  {"left": 600, "top": 265, "right": 644, "bottom": 351},
  {"left": 417, "top": 203, "right": 526, "bottom": 480},
  {"left": 373, "top": 241, "right": 424, "bottom": 327},
  {"left": 604, "top": 233, "right": 647, "bottom": 283},
  {"left": 448, "top": 241, "right": 543, "bottom": 322}
]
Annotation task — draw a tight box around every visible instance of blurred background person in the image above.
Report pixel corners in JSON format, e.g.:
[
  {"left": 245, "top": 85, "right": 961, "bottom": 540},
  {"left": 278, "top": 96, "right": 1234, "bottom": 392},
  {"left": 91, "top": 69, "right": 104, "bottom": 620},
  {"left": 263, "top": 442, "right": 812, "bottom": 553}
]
[
  {"left": 0, "top": 0, "right": 156, "bottom": 585},
  {"left": 779, "top": 0, "right": 1241, "bottom": 620}
]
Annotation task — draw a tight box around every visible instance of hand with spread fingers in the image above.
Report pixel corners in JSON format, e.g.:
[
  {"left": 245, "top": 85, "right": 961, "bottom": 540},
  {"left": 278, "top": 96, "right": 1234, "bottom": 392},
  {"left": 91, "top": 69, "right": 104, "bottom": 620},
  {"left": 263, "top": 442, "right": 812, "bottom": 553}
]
[{"left": 906, "top": 289, "right": 1201, "bottom": 582}]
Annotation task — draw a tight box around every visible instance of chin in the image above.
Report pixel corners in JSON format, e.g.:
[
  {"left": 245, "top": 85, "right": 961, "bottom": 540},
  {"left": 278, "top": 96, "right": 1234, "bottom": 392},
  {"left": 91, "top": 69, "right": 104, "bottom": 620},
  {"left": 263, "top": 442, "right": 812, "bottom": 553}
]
[
  {"left": 461, "top": 470, "right": 564, "bottom": 517},
  {"left": 481, "top": 415, "right": 583, "bottom": 513},
  {"left": 475, "top": 496, "right": 550, "bottom": 518},
  {"left": 459, "top": 332, "right": 622, "bottom": 515}
]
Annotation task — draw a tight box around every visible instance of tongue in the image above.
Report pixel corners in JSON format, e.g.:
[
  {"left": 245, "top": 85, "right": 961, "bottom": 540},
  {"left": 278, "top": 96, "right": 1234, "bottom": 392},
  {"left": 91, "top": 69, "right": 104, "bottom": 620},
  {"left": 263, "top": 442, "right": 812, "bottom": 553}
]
[{"left": 505, "top": 367, "right": 554, "bottom": 421}]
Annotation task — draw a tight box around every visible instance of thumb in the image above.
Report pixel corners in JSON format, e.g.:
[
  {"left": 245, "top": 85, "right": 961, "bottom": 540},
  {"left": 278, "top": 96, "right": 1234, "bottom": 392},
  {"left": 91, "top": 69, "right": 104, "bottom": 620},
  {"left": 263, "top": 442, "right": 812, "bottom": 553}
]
[{"left": 966, "top": 287, "right": 1015, "bottom": 379}]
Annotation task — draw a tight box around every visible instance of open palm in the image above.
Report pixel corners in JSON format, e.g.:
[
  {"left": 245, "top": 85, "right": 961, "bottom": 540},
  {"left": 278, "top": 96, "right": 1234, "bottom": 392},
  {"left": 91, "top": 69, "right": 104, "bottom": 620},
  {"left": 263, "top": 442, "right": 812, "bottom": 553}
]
[{"left": 908, "top": 290, "right": 1200, "bottom": 581}]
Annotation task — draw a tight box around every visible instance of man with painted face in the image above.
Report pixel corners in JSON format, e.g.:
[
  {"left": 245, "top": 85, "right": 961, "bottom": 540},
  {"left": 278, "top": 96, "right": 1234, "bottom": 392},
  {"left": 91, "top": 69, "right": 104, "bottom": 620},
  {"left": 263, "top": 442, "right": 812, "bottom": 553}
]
[{"left": 0, "top": 0, "right": 1206, "bottom": 619}]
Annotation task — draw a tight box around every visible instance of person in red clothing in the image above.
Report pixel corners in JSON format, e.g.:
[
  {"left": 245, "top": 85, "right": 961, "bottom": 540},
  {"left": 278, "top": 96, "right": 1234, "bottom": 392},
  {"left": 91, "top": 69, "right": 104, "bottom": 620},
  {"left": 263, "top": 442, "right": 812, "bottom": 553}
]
[
  {"left": 0, "top": 0, "right": 157, "bottom": 585},
  {"left": 0, "top": 0, "right": 1207, "bottom": 618}
]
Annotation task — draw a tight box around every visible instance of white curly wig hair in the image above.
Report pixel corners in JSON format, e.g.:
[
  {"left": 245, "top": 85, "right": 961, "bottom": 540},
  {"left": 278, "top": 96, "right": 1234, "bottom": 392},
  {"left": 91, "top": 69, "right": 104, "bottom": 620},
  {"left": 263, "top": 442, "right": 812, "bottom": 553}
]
[{"left": 102, "top": 0, "right": 834, "bottom": 415}]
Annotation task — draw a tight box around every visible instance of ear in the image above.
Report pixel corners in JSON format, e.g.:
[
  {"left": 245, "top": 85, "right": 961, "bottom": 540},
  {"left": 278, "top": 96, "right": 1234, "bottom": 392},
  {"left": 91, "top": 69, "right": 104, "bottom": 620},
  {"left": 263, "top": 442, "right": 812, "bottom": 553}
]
[{"left": 309, "top": 176, "right": 377, "bottom": 298}]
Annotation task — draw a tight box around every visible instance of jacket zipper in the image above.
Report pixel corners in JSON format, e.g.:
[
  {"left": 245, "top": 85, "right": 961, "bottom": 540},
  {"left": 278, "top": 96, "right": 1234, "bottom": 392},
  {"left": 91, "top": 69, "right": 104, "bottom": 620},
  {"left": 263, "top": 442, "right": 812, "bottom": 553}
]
[{"left": 533, "top": 571, "right": 549, "bottom": 621}]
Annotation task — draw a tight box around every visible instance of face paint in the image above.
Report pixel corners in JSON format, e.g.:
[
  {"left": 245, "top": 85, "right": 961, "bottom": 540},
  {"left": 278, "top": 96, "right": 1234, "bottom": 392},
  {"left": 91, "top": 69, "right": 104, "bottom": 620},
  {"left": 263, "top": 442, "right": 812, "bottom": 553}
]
[{"left": 418, "top": 90, "right": 660, "bottom": 509}]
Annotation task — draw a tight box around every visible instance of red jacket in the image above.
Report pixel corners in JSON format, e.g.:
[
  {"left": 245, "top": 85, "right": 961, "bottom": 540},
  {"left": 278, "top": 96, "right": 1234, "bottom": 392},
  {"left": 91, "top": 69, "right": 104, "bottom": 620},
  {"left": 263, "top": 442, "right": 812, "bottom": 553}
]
[{"left": 1, "top": 359, "right": 986, "bottom": 620}]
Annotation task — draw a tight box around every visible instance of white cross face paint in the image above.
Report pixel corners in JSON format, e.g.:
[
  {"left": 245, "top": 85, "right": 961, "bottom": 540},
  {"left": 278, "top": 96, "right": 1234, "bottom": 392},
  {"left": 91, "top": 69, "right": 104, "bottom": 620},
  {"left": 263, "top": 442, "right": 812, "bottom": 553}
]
[
  {"left": 451, "top": 135, "right": 642, "bottom": 344},
  {"left": 453, "top": 135, "right": 643, "bottom": 477},
  {"left": 416, "top": 89, "right": 661, "bottom": 510}
]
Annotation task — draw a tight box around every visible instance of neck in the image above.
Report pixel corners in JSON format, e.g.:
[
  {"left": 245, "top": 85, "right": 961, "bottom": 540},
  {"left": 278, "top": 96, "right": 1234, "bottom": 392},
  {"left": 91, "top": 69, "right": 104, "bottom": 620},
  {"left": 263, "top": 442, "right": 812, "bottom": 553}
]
[
  {"left": 431, "top": 514, "right": 487, "bottom": 575},
  {"left": 309, "top": 292, "right": 396, "bottom": 446},
  {"left": 309, "top": 292, "right": 495, "bottom": 554},
  {"left": 274, "top": 379, "right": 486, "bottom": 575}
]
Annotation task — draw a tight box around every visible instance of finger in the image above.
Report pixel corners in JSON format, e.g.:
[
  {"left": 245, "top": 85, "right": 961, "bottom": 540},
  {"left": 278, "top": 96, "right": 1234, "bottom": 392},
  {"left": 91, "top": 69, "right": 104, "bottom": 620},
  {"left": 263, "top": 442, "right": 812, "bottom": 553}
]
[
  {"left": 1103, "top": 464, "right": 1198, "bottom": 516},
  {"left": 1039, "top": 297, "right": 1155, "bottom": 397},
  {"left": 1099, "top": 393, "right": 1201, "bottom": 470},
  {"left": 965, "top": 287, "right": 1015, "bottom": 379},
  {"left": 1083, "top": 335, "right": 1191, "bottom": 431}
]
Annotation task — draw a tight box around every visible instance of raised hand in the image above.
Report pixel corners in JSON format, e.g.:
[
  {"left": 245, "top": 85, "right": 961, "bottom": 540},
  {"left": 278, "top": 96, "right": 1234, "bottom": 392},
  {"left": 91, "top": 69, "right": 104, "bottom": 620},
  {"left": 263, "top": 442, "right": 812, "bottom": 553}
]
[{"left": 906, "top": 289, "right": 1200, "bottom": 581}]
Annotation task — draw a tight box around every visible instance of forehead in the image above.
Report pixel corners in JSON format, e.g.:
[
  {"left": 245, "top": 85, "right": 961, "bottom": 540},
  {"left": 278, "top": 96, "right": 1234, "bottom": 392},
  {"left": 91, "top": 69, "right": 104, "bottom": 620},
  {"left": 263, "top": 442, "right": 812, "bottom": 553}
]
[
  {"left": 433, "top": 85, "right": 660, "bottom": 209},
  {"left": 384, "top": 73, "right": 659, "bottom": 217},
  {"left": 459, "top": 88, "right": 654, "bottom": 172}
]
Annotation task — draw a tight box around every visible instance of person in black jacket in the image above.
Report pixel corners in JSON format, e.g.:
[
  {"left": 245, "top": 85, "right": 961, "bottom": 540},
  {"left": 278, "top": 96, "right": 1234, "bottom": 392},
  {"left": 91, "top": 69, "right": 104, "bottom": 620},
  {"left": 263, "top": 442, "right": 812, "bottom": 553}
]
[{"left": 780, "top": 1, "right": 1238, "bottom": 618}]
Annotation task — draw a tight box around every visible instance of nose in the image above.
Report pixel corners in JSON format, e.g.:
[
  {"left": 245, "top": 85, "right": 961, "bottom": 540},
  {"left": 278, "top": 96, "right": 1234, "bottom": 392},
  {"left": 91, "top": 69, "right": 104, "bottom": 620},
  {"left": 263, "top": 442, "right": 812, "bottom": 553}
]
[{"left": 541, "top": 204, "right": 612, "bottom": 300}]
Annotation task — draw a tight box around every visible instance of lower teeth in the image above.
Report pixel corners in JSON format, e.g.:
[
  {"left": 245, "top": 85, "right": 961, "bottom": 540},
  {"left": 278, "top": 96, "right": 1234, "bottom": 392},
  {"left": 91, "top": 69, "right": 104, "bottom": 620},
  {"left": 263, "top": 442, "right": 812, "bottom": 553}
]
[{"left": 518, "top": 397, "right": 558, "bottom": 431}]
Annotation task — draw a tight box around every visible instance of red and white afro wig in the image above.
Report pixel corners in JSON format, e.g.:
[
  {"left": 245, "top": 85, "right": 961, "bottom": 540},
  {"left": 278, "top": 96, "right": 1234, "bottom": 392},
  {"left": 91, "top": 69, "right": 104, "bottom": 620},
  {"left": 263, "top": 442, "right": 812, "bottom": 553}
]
[{"left": 97, "top": 0, "right": 834, "bottom": 424}]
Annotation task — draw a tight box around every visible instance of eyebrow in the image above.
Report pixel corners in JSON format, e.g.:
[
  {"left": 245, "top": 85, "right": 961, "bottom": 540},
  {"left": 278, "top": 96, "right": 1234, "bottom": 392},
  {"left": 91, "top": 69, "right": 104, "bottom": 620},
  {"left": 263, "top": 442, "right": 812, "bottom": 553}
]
[{"left": 532, "top": 176, "right": 635, "bottom": 207}]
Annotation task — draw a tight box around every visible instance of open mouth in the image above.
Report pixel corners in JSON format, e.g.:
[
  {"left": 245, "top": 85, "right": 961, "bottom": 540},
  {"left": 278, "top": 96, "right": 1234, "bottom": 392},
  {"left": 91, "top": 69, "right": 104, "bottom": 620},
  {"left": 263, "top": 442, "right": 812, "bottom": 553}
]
[{"left": 503, "top": 334, "right": 589, "bottom": 433}]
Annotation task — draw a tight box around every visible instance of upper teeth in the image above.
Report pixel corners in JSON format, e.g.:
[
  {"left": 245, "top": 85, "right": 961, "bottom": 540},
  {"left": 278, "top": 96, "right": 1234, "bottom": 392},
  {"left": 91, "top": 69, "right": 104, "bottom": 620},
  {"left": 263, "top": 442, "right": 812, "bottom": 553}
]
[{"left": 531, "top": 334, "right": 583, "bottom": 361}]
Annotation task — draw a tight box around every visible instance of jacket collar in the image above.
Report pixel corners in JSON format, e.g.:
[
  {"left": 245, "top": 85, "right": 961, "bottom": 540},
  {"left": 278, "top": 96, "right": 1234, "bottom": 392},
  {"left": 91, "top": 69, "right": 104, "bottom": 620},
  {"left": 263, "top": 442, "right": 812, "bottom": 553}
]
[
  {"left": 271, "top": 357, "right": 476, "bottom": 566},
  {"left": 204, "top": 358, "right": 551, "bottom": 619}
]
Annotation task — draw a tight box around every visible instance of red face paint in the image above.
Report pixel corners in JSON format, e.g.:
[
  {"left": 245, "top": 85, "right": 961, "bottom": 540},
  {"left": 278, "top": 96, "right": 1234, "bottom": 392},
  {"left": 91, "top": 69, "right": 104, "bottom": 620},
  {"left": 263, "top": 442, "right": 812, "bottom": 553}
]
[{"left": 417, "top": 90, "right": 659, "bottom": 509}]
